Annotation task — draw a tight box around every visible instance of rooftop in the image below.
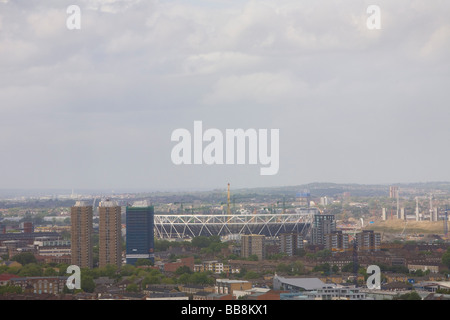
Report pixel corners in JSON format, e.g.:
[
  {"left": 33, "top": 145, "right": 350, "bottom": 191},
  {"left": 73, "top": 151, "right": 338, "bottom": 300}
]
[{"left": 274, "top": 275, "right": 329, "bottom": 291}]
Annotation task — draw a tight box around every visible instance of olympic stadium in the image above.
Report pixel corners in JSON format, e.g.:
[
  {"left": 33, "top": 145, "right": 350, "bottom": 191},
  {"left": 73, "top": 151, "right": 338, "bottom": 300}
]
[{"left": 154, "top": 208, "right": 318, "bottom": 239}]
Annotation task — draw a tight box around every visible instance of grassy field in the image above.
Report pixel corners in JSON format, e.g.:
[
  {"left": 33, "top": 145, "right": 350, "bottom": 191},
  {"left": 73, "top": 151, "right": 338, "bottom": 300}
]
[{"left": 365, "top": 219, "right": 446, "bottom": 235}]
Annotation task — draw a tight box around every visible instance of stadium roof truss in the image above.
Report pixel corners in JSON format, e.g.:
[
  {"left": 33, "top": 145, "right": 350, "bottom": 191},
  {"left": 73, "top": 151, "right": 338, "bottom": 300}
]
[{"left": 154, "top": 211, "right": 316, "bottom": 239}]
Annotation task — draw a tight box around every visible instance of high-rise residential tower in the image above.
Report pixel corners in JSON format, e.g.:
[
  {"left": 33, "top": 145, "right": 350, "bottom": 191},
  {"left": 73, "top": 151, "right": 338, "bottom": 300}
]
[
  {"left": 279, "top": 233, "right": 303, "bottom": 257},
  {"left": 324, "top": 230, "right": 349, "bottom": 253},
  {"left": 241, "top": 234, "right": 265, "bottom": 260},
  {"left": 356, "top": 230, "right": 381, "bottom": 252},
  {"left": 99, "top": 199, "right": 122, "bottom": 268},
  {"left": 126, "top": 201, "right": 154, "bottom": 265},
  {"left": 311, "top": 214, "right": 336, "bottom": 245},
  {"left": 71, "top": 201, "right": 93, "bottom": 268}
]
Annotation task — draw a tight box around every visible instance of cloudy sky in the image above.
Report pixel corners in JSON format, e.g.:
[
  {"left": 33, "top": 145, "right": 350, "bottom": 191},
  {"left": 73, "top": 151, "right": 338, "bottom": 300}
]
[{"left": 0, "top": 0, "right": 449, "bottom": 191}]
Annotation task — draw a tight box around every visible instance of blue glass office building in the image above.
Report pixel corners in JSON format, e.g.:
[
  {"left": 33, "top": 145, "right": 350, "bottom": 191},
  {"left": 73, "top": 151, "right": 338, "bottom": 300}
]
[{"left": 126, "top": 204, "right": 154, "bottom": 265}]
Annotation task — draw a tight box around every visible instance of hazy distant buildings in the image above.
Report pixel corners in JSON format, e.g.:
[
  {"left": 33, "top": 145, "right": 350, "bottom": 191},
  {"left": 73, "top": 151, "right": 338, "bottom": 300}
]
[
  {"left": 320, "top": 197, "right": 329, "bottom": 206},
  {"left": 126, "top": 201, "right": 155, "bottom": 265},
  {"left": 241, "top": 234, "right": 265, "bottom": 260},
  {"left": 311, "top": 214, "right": 336, "bottom": 245},
  {"left": 389, "top": 186, "right": 399, "bottom": 198},
  {"left": 400, "top": 207, "right": 406, "bottom": 220},
  {"left": 279, "top": 233, "right": 303, "bottom": 257},
  {"left": 99, "top": 200, "right": 122, "bottom": 268},
  {"left": 71, "top": 201, "right": 93, "bottom": 268},
  {"left": 21, "top": 221, "right": 34, "bottom": 234},
  {"left": 295, "top": 191, "right": 310, "bottom": 207},
  {"left": 381, "top": 208, "right": 387, "bottom": 221},
  {"left": 430, "top": 208, "right": 438, "bottom": 222}
]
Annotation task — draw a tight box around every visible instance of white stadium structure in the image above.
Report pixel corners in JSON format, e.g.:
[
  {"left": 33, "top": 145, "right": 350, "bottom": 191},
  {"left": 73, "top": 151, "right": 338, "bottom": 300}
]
[{"left": 154, "top": 208, "right": 318, "bottom": 239}]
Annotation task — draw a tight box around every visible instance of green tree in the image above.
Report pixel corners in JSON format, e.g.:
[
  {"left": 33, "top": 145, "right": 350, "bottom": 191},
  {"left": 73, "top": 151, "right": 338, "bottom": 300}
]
[
  {"left": 161, "top": 277, "right": 175, "bottom": 285},
  {"left": 135, "top": 258, "right": 154, "bottom": 267},
  {"left": 177, "top": 273, "right": 191, "bottom": 284},
  {"left": 126, "top": 283, "right": 139, "bottom": 292},
  {"left": 313, "top": 263, "right": 331, "bottom": 274},
  {"left": 143, "top": 275, "right": 161, "bottom": 287},
  {"left": 81, "top": 274, "right": 95, "bottom": 293},
  {"left": 290, "top": 261, "right": 305, "bottom": 275},
  {"left": 43, "top": 267, "right": 58, "bottom": 276},
  {"left": 412, "top": 269, "right": 424, "bottom": 277},
  {"left": 244, "top": 271, "right": 260, "bottom": 280},
  {"left": 120, "top": 264, "right": 136, "bottom": 277},
  {"left": 276, "top": 263, "right": 290, "bottom": 274},
  {"left": 190, "top": 272, "right": 214, "bottom": 285},
  {"left": 247, "top": 254, "right": 259, "bottom": 261},
  {"left": 18, "top": 263, "right": 43, "bottom": 277},
  {"left": 0, "top": 285, "right": 22, "bottom": 294},
  {"left": 175, "top": 265, "right": 192, "bottom": 275},
  {"left": 11, "top": 252, "right": 36, "bottom": 265},
  {"left": 97, "top": 264, "right": 119, "bottom": 279},
  {"left": 235, "top": 267, "right": 247, "bottom": 279},
  {"left": 393, "top": 291, "right": 421, "bottom": 300},
  {"left": 191, "top": 236, "right": 212, "bottom": 248},
  {"left": 57, "top": 263, "right": 70, "bottom": 276},
  {"left": 342, "top": 262, "right": 359, "bottom": 273},
  {"left": 442, "top": 249, "right": 450, "bottom": 269},
  {"left": 276, "top": 262, "right": 305, "bottom": 276},
  {"left": 316, "top": 249, "right": 332, "bottom": 259}
]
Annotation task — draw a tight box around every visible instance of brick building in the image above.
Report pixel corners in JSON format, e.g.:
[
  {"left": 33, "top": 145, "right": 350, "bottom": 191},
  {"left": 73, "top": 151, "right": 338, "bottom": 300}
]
[
  {"left": 163, "top": 256, "right": 194, "bottom": 273},
  {"left": 10, "top": 276, "right": 68, "bottom": 295}
]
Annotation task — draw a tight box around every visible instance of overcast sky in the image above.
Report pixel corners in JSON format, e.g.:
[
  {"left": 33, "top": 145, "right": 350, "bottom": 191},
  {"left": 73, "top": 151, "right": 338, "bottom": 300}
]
[{"left": 0, "top": 0, "right": 449, "bottom": 191}]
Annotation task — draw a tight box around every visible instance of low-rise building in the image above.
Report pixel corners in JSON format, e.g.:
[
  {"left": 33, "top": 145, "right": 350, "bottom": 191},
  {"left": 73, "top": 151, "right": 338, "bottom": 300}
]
[
  {"left": 273, "top": 275, "right": 327, "bottom": 292},
  {"left": 179, "top": 284, "right": 214, "bottom": 295},
  {"left": 311, "top": 285, "right": 367, "bottom": 300},
  {"left": 0, "top": 273, "right": 19, "bottom": 286},
  {"left": 194, "top": 260, "right": 239, "bottom": 274},
  {"left": 163, "top": 256, "right": 194, "bottom": 273},
  {"left": 146, "top": 292, "right": 189, "bottom": 300},
  {"left": 34, "top": 239, "right": 71, "bottom": 257},
  {"left": 408, "top": 264, "right": 440, "bottom": 274},
  {"left": 215, "top": 279, "right": 252, "bottom": 295},
  {"left": 414, "top": 281, "right": 450, "bottom": 292},
  {"left": 9, "top": 276, "right": 68, "bottom": 295}
]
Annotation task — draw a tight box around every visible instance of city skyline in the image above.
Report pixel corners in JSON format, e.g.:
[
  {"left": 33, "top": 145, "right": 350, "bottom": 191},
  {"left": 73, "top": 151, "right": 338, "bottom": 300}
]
[{"left": 1, "top": 0, "right": 449, "bottom": 191}]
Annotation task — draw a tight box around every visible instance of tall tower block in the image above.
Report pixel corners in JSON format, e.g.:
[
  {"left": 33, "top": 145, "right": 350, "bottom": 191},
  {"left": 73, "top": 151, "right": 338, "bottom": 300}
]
[
  {"left": 126, "top": 201, "right": 154, "bottom": 265},
  {"left": 99, "top": 199, "right": 122, "bottom": 268},
  {"left": 381, "top": 208, "right": 387, "bottom": 221},
  {"left": 71, "top": 201, "right": 93, "bottom": 268}
]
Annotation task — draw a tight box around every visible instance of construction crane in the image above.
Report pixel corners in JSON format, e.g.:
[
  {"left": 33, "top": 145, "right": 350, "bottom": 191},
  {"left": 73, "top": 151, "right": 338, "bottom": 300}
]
[
  {"left": 227, "top": 183, "right": 231, "bottom": 215},
  {"left": 276, "top": 196, "right": 287, "bottom": 222},
  {"left": 444, "top": 206, "right": 449, "bottom": 239},
  {"left": 226, "top": 183, "right": 232, "bottom": 223},
  {"left": 401, "top": 219, "right": 408, "bottom": 238}
]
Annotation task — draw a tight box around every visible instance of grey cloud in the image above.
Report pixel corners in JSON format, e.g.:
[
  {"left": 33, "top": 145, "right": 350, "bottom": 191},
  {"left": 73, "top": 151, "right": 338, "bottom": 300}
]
[{"left": 0, "top": 0, "right": 449, "bottom": 189}]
